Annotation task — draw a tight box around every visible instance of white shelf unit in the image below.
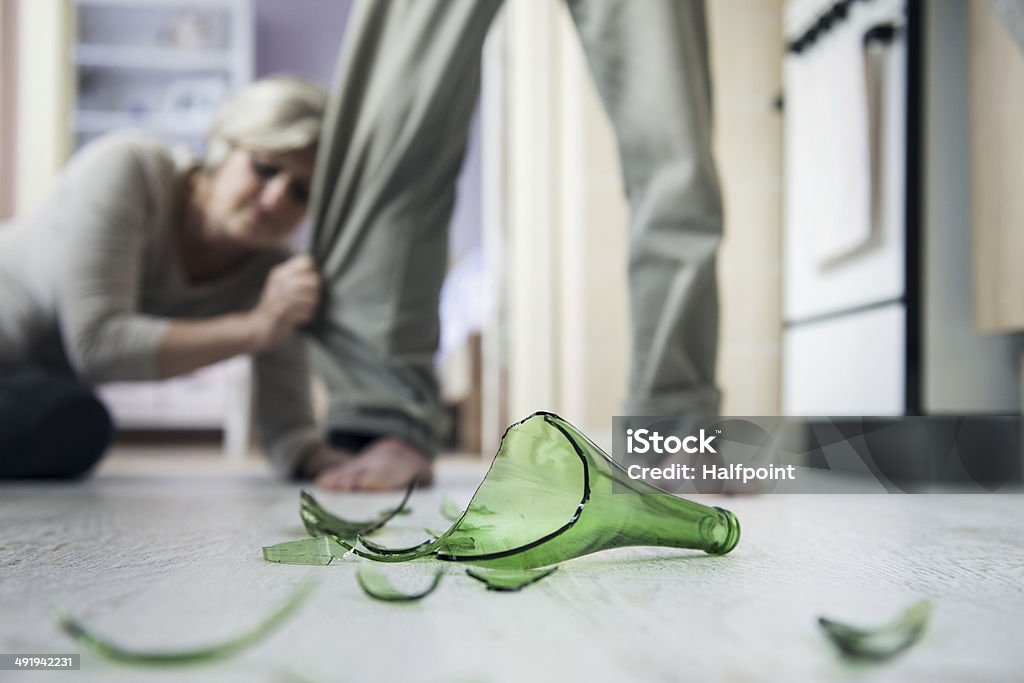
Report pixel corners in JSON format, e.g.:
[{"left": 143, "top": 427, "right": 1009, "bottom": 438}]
[
  {"left": 75, "top": 44, "right": 236, "bottom": 70},
  {"left": 74, "top": 0, "right": 255, "bottom": 457},
  {"left": 782, "top": 0, "right": 1020, "bottom": 418},
  {"left": 71, "top": 0, "right": 253, "bottom": 152},
  {"left": 73, "top": 109, "right": 208, "bottom": 136}
]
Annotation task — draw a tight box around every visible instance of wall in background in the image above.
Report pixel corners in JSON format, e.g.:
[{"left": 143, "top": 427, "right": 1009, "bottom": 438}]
[
  {"left": 923, "top": 0, "right": 1019, "bottom": 413},
  {"left": 11, "top": 0, "right": 73, "bottom": 215},
  {"left": 480, "top": 2, "right": 630, "bottom": 447},
  {"left": 710, "top": 0, "right": 785, "bottom": 415},
  {"left": 0, "top": 0, "right": 16, "bottom": 220},
  {"left": 450, "top": 109, "right": 483, "bottom": 264},
  {"left": 253, "top": 0, "right": 349, "bottom": 85}
]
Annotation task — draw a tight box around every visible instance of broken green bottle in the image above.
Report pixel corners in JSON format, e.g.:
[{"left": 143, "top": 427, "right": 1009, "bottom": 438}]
[{"left": 333, "top": 411, "right": 740, "bottom": 570}]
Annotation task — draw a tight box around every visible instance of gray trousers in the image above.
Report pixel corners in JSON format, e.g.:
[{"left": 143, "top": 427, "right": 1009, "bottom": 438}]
[{"left": 307, "top": 0, "right": 722, "bottom": 455}]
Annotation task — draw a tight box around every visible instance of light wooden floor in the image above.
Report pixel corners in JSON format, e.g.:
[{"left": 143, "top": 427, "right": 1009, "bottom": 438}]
[
  {"left": 1, "top": 448, "right": 1022, "bottom": 682},
  {"left": 98, "top": 441, "right": 279, "bottom": 477}
]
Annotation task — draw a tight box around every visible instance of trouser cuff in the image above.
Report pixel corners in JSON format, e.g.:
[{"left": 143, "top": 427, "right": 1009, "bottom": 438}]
[{"left": 327, "top": 407, "right": 441, "bottom": 459}]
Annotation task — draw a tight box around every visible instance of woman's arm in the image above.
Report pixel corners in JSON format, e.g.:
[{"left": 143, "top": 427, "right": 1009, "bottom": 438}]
[
  {"left": 157, "top": 254, "right": 320, "bottom": 378},
  {"left": 156, "top": 312, "right": 259, "bottom": 379}
]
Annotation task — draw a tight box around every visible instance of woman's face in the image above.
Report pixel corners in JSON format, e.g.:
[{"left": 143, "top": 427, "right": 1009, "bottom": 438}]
[{"left": 203, "top": 146, "right": 316, "bottom": 249}]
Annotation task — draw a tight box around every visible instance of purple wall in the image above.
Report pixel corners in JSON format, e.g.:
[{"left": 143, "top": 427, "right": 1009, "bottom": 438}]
[
  {"left": 450, "top": 106, "right": 482, "bottom": 261},
  {"left": 254, "top": 0, "right": 351, "bottom": 85},
  {"left": 254, "top": 0, "right": 481, "bottom": 259}
]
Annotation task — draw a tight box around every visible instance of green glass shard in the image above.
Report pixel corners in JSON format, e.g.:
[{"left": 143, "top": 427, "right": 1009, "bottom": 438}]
[
  {"left": 465, "top": 566, "right": 558, "bottom": 592},
  {"left": 359, "top": 534, "right": 440, "bottom": 556},
  {"left": 355, "top": 565, "right": 444, "bottom": 602},
  {"left": 262, "top": 536, "right": 349, "bottom": 565},
  {"left": 347, "top": 412, "right": 740, "bottom": 570},
  {"left": 440, "top": 494, "right": 463, "bottom": 521},
  {"left": 299, "top": 476, "right": 416, "bottom": 538},
  {"left": 339, "top": 534, "right": 446, "bottom": 563},
  {"left": 53, "top": 581, "right": 316, "bottom": 667},
  {"left": 818, "top": 600, "right": 931, "bottom": 661}
]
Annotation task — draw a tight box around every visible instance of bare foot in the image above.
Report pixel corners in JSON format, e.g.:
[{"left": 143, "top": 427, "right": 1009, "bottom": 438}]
[
  {"left": 296, "top": 444, "right": 354, "bottom": 480},
  {"left": 314, "top": 437, "right": 433, "bottom": 492}
]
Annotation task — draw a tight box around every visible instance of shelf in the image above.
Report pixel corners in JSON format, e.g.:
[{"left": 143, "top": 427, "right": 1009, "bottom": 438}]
[
  {"left": 76, "top": 0, "right": 241, "bottom": 8},
  {"left": 75, "top": 44, "right": 234, "bottom": 71},
  {"left": 72, "top": 0, "right": 255, "bottom": 446},
  {"left": 74, "top": 110, "right": 209, "bottom": 136}
]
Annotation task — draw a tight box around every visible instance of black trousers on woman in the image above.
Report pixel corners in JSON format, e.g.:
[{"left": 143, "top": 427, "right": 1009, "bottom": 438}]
[{"left": 0, "top": 367, "right": 112, "bottom": 479}]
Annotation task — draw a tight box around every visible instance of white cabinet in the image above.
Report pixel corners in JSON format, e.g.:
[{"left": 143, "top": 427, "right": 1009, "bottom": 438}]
[
  {"left": 782, "top": 0, "right": 908, "bottom": 416},
  {"left": 782, "top": 0, "right": 1020, "bottom": 417},
  {"left": 75, "top": 0, "right": 255, "bottom": 454}
]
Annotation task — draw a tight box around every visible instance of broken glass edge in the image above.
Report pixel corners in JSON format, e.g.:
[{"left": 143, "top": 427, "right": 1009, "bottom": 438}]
[
  {"left": 433, "top": 414, "right": 592, "bottom": 564},
  {"left": 52, "top": 580, "right": 316, "bottom": 667},
  {"left": 263, "top": 533, "right": 444, "bottom": 565},
  {"left": 358, "top": 534, "right": 440, "bottom": 556},
  {"left": 465, "top": 566, "right": 559, "bottom": 592},
  {"left": 440, "top": 494, "right": 462, "bottom": 522},
  {"left": 262, "top": 536, "right": 349, "bottom": 565},
  {"left": 299, "top": 475, "right": 417, "bottom": 538},
  {"left": 818, "top": 599, "right": 931, "bottom": 661},
  {"left": 355, "top": 565, "right": 444, "bottom": 602}
]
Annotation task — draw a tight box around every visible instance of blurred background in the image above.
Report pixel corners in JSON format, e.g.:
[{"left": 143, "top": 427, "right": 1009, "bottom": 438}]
[{"left": 0, "top": 0, "right": 1021, "bottom": 468}]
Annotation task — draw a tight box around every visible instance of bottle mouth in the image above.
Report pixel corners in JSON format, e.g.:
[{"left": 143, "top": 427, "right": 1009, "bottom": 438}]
[{"left": 706, "top": 507, "right": 741, "bottom": 555}]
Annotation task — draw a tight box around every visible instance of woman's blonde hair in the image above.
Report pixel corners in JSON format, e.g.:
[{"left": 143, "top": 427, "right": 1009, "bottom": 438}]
[{"left": 204, "top": 75, "right": 327, "bottom": 168}]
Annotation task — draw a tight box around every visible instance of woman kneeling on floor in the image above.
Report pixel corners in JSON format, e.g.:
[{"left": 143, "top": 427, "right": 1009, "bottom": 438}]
[{"left": 0, "top": 77, "right": 431, "bottom": 490}]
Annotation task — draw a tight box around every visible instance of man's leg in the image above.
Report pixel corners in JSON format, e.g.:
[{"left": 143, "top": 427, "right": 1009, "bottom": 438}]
[
  {"left": 307, "top": 0, "right": 503, "bottom": 487},
  {"left": 566, "top": 0, "right": 723, "bottom": 416}
]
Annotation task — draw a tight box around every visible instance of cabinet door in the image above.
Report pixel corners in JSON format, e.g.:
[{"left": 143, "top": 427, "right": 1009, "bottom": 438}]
[
  {"left": 783, "top": 303, "right": 905, "bottom": 416},
  {"left": 783, "top": 0, "right": 908, "bottom": 323}
]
